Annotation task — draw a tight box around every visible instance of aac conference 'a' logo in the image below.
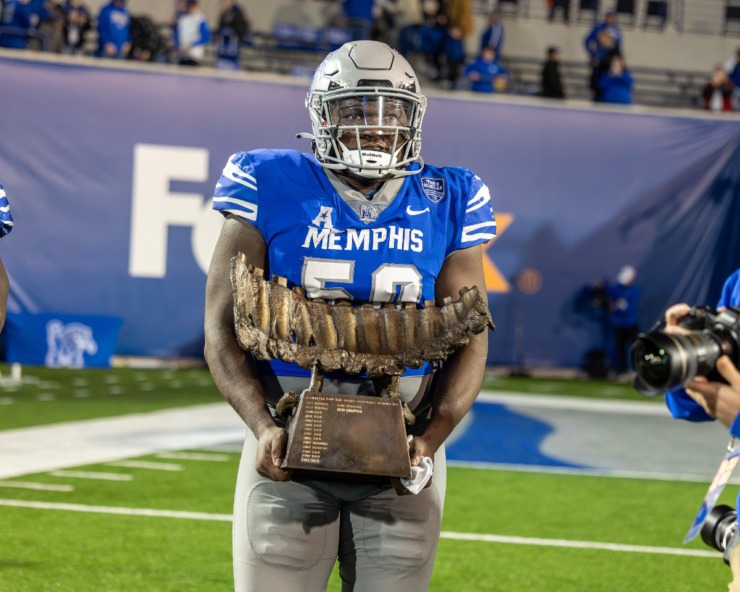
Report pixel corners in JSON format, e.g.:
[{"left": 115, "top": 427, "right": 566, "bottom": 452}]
[
  {"left": 45, "top": 320, "right": 98, "bottom": 368},
  {"left": 420, "top": 177, "right": 445, "bottom": 203}
]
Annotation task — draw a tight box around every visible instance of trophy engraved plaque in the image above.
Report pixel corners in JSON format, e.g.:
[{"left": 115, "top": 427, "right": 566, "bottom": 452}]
[
  {"left": 283, "top": 391, "right": 411, "bottom": 479},
  {"left": 231, "top": 253, "right": 495, "bottom": 480}
]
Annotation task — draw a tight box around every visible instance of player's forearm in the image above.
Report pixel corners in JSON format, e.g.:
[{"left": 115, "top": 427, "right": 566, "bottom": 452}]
[
  {"left": 204, "top": 326, "right": 276, "bottom": 439},
  {"left": 420, "top": 331, "right": 488, "bottom": 452}
]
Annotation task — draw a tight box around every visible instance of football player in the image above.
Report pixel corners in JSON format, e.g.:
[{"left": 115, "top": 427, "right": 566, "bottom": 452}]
[
  {"left": 205, "top": 40, "right": 496, "bottom": 591},
  {"left": 0, "top": 184, "right": 13, "bottom": 331}
]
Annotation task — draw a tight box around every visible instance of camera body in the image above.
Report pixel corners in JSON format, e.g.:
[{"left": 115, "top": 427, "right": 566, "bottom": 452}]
[
  {"left": 702, "top": 505, "right": 739, "bottom": 564},
  {"left": 630, "top": 306, "right": 740, "bottom": 396}
]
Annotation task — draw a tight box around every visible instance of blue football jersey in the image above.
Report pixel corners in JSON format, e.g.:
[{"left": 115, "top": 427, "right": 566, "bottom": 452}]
[
  {"left": 213, "top": 149, "right": 495, "bottom": 380},
  {"left": 0, "top": 185, "right": 14, "bottom": 238}
]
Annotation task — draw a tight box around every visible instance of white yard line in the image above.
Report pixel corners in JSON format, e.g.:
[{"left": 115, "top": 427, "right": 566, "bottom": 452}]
[
  {"left": 106, "top": 460, "right": 183, "bottom": 471},
  {"left": 440, "top": 532, "right": 718, "bottom": 558},
  {"left": 50, "top": 471, "right": 133, "bottom": 481},
  {"left": 156, "top": 452, "right": 231, "bottom": 462},
  {"left": 0, "top": 481, "right": 73, "bottom": 492},
  {"left": 0, "top": 499, "right": 232, "bottom": 522},
  {"left": 0, "top": 498, "right": 718, "bottom": 559}
]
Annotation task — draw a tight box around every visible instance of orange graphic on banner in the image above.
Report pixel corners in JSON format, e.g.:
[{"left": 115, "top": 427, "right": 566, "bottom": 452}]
[{"left": 483, "top": 213, "right": 513, "bottom": 293}]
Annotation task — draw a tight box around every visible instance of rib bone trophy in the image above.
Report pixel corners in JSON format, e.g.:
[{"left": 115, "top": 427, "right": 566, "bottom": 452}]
[{"left": 231, "top": 252, "right": 495, "bottom": 378}]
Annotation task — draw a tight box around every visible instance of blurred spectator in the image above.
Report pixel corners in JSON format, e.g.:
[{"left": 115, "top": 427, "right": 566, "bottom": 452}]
[
  {"left": 24, "top": 0, "right": 52, "bottom": 51},
  {"left": 725, "top": 48, "right": 740, "bottom": 110},
  {"left": 598, "top": 54, "right": 633, "bottom": 105},
  {"left": 547, "top": 0, "right": 570, "bottom": 23},
  {"left": 446, "top": 0, "right": 473, "bottom": 41},
  {"left": 479, "top": 12, "right": 503, "bottom": 57},
  {"left": 96, "top": 0, "right": 131, "bottom": 58},
  {"left": 343, "top": 0, "right": 373, "bottom": 40},
  {"left": 395, "top": 0, "right": 423, "bottom": 58},
  {"left": 64, "top": 0, "right": 92, "bottom": 55},
  {"left": 174, "top": 0, "right": 210, "bottom": 66},
  {"left": 418, "top": 2, "right": 446, "bottom": 81},
  {"left": 0, "top": 0, "right": 33, "bottom": 49},
  {"left": 540, "top": 46, "right": 565, "bottom": 99},
  {"left": 584, "top": 11, "right": 621, "bottom": 101},
  {"left": 47, "top": 1, "right": 67, "bottom": 53},
  {"left": 575, "top": 277, "right": 611, "bottom": 378},
  {"left": 606, "top": 265, "right": 640, "bottom": 378},
  {"left": 129, "top": 14, "right": 166, "bottom": 62},
  {"left": 703, "top": 65, "right": 734, "bottom": 112},
  {"left": 443, "top": 24, "right": 465, "bottom": 89},
  {"left": 214, "top": 0, "right": 249, "bottom": 69},
  {"left": 463, "top": 46, "right": 507, "bottom": 93},
  {"left": 584, "top": 11, "right": 621, "bottom": 61},
  {"left": 373, "top": 0, "right": 398, "bottom": 45}
]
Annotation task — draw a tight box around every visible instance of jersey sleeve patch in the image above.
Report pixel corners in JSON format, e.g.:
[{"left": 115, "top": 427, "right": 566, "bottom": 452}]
[{"left": 212, "top": 152, "right": 259, "bottom": 222}]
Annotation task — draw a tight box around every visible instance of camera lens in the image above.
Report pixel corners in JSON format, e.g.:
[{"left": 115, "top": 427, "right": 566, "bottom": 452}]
[
  {"left": 630, "top": 333, "right": 684, "bottom": 393},
  {"left": 701, "top": 505, "right": 738, "bottom": 560},
  {"left": 631, "top": 331, "right": 723, "bottom": 394}
]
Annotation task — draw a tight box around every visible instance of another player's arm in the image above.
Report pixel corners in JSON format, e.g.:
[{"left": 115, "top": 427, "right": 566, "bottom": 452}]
[
  {"left": 409, "top": 244, "right": 489, "bottom": 465},
  {"left": 204, "top": 215, "right": 290, "bottom": 481}
]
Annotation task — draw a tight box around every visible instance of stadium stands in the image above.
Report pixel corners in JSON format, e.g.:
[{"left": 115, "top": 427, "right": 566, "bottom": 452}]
[{"left": 2, "top": 0, "right": 739, "bottom": 111}]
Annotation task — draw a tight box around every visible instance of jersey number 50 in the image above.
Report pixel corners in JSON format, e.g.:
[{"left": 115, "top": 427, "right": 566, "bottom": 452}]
[{"left": 302, "top": 258, "right": 422, "bottom": 303}]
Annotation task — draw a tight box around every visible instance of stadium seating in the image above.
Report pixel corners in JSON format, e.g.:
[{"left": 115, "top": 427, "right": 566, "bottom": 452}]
[{"left": 644, "top": 0, "right": 668, "bottom": 29}]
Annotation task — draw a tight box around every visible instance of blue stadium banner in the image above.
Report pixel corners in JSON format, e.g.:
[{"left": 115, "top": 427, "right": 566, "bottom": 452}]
[
  {"left": 1, "top": 53, "right": 740, "bottom": 367},
  {"left": 4, "top": 313, "right": 123, "bottom": 368}
]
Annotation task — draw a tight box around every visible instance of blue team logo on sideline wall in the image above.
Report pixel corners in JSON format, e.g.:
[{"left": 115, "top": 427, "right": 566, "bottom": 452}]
[
  {"left": 421, "top": 177, "right": 446, "bottom": 203},
  {"left": 45, "top": 320, "right": 99, "bottom": 368},
  {"left": 4, "top": 313, "right": 123, "bottom": 368}
]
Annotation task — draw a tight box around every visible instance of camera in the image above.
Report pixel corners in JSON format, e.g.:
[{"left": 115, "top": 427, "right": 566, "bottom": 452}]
[
  {"left": 630, "top": 306, "right": 740, "bottom": 396},
  {"left": 701, "top": 505, "right": 739, "bottom": 564}
]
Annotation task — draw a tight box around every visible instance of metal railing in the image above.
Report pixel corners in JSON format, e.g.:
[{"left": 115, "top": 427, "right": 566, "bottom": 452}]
[{"left": 469, "top": 0, "right": 738, "bottom": 35}]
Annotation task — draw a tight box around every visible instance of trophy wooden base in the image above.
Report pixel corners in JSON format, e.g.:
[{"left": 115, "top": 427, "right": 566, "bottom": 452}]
[{"left": 281, "top": 391, "right": 412, "bottom": 481}]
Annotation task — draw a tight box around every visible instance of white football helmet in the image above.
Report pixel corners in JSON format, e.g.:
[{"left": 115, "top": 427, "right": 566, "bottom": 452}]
[{"left": 303, "top": 41, "right": 426, "bottom": 179}]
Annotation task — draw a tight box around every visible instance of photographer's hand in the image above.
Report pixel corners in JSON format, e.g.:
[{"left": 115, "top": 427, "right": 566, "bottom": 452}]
[
  {"left": 664, "top": 303, "right": 692, "bottom": 331},
  {"left": 686, "top": 357, "right": 740, "bottom": 429}
]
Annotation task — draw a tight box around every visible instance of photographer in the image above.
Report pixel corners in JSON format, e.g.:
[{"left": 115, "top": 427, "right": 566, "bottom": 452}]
[{"left": 661, "top": 268, "right": 740, "bottom": 589}]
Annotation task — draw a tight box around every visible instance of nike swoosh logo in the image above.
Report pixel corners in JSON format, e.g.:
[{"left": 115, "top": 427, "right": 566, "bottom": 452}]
[{"left": 406, "top": 206, "right": 430, "bottom": 216}]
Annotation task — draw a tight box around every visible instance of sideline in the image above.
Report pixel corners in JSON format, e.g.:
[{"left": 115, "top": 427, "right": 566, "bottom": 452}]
[
  {"left": 0, "top": 498, "right": 718, "bottom": 559},
  {"left": 0, "top": 393, "right": 727, "bottom": 480},
  {"left": 0, "top": 403, "right": 245, "bottom": 479}
]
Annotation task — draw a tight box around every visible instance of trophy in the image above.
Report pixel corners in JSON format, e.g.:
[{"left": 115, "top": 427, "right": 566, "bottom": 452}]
[{"left": 231, "top": 253, "right": 494, "bottom": 480}]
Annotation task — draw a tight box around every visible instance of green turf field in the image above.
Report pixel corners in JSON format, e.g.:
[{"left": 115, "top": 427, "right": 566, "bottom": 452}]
[{"left": 0, "top": 365, "right": 733, "bottom": 591}]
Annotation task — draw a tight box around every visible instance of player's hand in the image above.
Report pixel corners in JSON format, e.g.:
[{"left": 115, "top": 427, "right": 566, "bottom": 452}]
[
  {"left": 686, "top": 356, "right": 740, "bottom": 429},
  {"left": 408, "top": 435, "right": 435, "bottom": 468},
  {"left": 390, "top": 436, "right": 436, "bottom": 496},
  {"left": 255, "top": 425, "right": 291, "bottom": 481}
]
